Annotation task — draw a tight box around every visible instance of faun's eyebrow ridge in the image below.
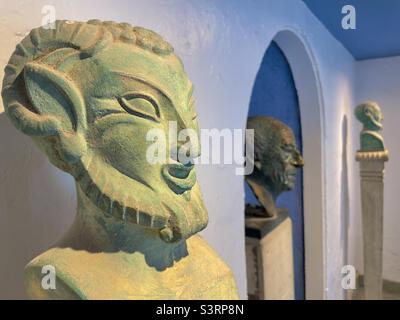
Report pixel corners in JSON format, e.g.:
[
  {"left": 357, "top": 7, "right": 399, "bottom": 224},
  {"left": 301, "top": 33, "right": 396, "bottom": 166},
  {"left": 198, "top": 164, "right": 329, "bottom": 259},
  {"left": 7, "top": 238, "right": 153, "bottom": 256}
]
[{"left": 112, "top": 71, "right": 174, "bottom": 103}]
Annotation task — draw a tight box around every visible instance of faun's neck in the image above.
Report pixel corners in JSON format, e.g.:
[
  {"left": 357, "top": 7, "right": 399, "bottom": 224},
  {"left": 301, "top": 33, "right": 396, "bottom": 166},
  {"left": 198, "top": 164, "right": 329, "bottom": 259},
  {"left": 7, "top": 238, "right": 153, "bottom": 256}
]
[{"left": 54, "top": 183, "right": 188, "bottom": 269}]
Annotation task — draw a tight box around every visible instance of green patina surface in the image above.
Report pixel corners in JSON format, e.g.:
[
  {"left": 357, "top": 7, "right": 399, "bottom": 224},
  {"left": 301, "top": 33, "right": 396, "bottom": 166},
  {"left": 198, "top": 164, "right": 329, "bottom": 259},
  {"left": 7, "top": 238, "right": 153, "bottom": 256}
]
[
  {"left": 355, "top": 101, "right": 385, "bottom": 152},
  {"left": 2, "top": 20, "right": 238, "bottom": 300}
]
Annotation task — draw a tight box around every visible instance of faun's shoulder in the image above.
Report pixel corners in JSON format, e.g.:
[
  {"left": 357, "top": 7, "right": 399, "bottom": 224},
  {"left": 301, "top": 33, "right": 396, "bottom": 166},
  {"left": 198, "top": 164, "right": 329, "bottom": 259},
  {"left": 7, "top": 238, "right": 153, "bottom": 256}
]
[
  {"left": 24, "top": 247, "right": 83, "bottom": 299},
  {"left": 24, "top": 238, "right": 240, "bottom": 300},
  {"left": 185, "top": 235, "right": 239, "bottom": 299}
]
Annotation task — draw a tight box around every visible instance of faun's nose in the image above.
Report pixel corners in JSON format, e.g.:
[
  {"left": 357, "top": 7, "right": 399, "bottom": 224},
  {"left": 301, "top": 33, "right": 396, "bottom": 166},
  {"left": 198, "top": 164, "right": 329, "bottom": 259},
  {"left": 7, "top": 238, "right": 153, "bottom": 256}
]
[
  {"left": 177, "top": 138, "right": 200, "bottom": 165},
  {"left": 170, "top": 135, "right": 201, "bottom": 165}
]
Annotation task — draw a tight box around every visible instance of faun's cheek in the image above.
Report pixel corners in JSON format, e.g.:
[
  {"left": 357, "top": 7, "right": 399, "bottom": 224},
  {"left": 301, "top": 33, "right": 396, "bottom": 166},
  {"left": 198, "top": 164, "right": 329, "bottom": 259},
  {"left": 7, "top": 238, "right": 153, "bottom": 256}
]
[{"left": 96, "top": 123, "right": 164, "bottom": 182}]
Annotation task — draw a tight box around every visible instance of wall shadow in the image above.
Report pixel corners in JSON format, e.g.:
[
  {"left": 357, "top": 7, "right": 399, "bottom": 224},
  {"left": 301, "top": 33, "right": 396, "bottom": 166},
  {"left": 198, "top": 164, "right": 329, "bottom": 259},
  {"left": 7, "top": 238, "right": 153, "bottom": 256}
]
[
  {"left": 340, "top": 115, "right": 350, "bottom": 286},
  {"left": 273, "top": 29, "right": 325, "bottom": 299},
  {"left": 0, "top": 113, "right": 75, "bottom": 299}
]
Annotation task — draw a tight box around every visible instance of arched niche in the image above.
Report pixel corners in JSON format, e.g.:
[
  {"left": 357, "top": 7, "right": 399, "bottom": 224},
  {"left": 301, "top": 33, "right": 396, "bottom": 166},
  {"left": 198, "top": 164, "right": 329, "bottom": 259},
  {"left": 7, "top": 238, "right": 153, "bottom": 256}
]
[
  {"left": 246, "top": 40, "right": 305, "bottom": 299},
  {"left": 245, "top": 29, "right": 326, "bottom": 299},
  {"left": 274, "top": 29, "right": 325, "bottom": 300}
]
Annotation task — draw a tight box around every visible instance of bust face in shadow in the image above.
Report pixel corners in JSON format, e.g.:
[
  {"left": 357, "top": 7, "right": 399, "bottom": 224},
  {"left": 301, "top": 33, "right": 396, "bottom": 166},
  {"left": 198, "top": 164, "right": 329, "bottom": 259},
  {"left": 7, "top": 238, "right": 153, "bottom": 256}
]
[
  {"left": 247, "top": 116, "right": 303, "bottom": 200},
  {"left": 2, "top": 20, "right": 207, "bottom": 244}
]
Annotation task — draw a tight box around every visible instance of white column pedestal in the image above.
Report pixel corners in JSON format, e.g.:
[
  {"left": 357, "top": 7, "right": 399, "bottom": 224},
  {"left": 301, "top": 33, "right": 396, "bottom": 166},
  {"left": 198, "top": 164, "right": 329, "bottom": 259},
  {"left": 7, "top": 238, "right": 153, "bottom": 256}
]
[
  {"left": 356, "top": 150, "right": 388, "bottom": 300},
  {"left": 245, "top": 211, "right": 294, "bottom": 300}
]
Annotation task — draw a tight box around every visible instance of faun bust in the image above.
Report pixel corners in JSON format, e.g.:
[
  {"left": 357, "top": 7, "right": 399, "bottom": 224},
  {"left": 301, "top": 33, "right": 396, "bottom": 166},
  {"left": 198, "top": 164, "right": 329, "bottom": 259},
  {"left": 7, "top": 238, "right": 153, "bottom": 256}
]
[
  {"left": 245, "top": 116, "right": 303, "bottom": 219},
  {"left": 355, "top": 101, "right": 385, "bottom": 152},
  {"left": 2, "top": 20, "right": 238, "bottom": 299}
]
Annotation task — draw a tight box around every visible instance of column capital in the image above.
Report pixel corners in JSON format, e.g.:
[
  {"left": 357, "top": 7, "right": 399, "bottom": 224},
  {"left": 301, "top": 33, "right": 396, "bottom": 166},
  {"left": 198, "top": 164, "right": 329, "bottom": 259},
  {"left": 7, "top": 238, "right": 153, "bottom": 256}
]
[{"left": 356, "top": 150, "right": 389, "bottom": 162}]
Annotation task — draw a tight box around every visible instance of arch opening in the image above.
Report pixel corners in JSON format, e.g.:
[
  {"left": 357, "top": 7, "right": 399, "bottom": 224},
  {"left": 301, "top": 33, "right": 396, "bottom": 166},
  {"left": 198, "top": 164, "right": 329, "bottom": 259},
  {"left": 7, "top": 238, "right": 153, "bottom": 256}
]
[{"left": 244, "top": 29, "right": 325, "bottom": 300}]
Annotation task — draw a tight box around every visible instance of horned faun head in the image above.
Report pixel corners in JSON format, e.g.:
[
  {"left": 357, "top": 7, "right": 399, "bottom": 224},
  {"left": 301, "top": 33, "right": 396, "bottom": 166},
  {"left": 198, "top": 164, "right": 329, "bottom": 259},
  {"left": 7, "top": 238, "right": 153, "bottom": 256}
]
[{"left": 2, "top": 20, "right": 207, "bottom": 243}]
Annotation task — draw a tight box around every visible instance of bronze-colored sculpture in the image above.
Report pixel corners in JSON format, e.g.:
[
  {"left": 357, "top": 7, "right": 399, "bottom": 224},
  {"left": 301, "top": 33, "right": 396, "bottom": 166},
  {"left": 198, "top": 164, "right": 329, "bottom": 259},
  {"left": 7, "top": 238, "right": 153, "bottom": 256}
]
[
  {"left": 2, "top": 20, "right": 238, "bottom": 299},
  {"left": 244, "top": 116, "right": 302, "bottom": 299},
  {"left": 245, "top": 116, "right": 303, "bottom": 218}
]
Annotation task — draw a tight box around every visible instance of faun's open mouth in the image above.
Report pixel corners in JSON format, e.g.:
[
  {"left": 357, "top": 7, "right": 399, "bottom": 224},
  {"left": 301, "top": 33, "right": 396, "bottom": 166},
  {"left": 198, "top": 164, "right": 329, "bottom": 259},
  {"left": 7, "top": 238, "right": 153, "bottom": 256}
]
[{"left": 162, "top": 162, "right": 196, "bottom": 194}]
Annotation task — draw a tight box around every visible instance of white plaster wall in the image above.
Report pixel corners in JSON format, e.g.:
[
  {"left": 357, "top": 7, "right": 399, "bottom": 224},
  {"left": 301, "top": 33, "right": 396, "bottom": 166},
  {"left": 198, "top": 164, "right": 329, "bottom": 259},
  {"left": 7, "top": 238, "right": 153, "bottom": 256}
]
[
  {"left": 0, "top": 0, "right": 356, "bottom": 299},
  {"left": 350, "top": 56, "right": 400, "bottom": 284}
]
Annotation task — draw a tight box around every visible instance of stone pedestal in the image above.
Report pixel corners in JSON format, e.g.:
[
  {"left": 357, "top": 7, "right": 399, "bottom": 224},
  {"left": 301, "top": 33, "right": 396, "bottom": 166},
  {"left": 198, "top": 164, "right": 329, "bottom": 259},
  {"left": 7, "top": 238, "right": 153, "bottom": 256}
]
[
  {"left": 356, "top": 150, "right": 388, "bottom": 300},
  {"left": 245, "top": 209, "right": 294, "bottom": 300}
]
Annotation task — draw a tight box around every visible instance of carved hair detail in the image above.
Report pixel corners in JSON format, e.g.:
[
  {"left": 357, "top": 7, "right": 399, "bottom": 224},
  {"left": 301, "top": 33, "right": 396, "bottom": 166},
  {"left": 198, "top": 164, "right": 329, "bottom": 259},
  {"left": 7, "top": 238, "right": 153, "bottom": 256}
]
[
  {"left": 2, "top": 20, "right": 174, "bottom": 125},
  {"left": 3, "top": 20, "right": 173, "bottom": 88},
  {"left": 1, "top": 20, "right": 205, "bottom": 243},
  {"left": 1, "top": 20, "right": 175, "bottom": 172}
]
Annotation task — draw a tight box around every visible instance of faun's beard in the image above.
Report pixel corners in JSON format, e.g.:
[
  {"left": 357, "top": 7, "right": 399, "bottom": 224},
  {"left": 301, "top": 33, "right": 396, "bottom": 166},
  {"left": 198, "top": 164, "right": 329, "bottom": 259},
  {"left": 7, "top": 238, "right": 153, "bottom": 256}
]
[{"left": 74, "top": 153, "right": 208, "bottom": 243}]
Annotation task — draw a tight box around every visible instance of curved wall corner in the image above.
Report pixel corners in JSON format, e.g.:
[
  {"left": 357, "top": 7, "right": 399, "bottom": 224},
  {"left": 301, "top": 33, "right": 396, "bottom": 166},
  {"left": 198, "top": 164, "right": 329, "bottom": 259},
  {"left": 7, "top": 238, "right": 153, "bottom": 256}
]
[
  {"left": 246, "top": 40, "right": 305, "bottom": 299},
  {"left": 273, "top": 29, "right": 326, "bottom": 300}
]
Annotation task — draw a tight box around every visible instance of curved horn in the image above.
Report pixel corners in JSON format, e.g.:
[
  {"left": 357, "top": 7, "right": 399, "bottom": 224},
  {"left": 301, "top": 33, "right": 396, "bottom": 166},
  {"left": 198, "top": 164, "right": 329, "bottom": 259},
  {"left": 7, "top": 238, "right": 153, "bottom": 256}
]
[{"left": 6, "top": 100, "right": 61, "bottom": 136}]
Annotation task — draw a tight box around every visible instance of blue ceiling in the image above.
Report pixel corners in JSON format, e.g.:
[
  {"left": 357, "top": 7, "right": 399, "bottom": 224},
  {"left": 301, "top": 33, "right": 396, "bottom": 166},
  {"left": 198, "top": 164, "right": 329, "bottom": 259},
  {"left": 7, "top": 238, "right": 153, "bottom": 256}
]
[{"left": 303, "top": 0, "right": 400, "bottom": 60}]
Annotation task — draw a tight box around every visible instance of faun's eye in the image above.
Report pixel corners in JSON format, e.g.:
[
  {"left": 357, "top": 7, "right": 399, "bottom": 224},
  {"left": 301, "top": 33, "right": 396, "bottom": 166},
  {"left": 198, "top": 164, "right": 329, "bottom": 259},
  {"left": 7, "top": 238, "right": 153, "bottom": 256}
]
[{"left": 118, "top": 93, "right": 160, "bottom": 122}]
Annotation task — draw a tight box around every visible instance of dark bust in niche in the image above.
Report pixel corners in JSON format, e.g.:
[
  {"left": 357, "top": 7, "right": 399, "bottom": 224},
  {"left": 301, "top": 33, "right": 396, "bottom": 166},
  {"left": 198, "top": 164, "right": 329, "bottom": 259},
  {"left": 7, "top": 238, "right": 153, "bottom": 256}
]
[{"left": 245, "top": 116, "right": 304, "bottom": 223}]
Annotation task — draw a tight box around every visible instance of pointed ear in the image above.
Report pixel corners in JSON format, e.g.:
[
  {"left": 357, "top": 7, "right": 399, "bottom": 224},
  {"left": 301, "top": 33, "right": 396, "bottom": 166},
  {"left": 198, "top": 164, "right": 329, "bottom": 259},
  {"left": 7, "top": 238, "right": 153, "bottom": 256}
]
[
  {"left": 24, "top": 61, "right": 87, "bottom": 132},
  {"left": 21, "top": 61, "right": 87, "bottom": 163}
]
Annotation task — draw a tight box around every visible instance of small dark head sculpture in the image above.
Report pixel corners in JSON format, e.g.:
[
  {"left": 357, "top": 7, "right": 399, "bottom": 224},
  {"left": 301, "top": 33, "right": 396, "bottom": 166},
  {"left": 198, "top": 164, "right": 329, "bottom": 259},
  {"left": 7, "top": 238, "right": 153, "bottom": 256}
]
[
  {"left": 355, "top": 101, "right": 385, "bottom": 151},
  {"left": 355, "top": 101, "right": 383, "bottom": 131},
  {"left": 246, "top": 116, "right": 303, "bottom": 218}
]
